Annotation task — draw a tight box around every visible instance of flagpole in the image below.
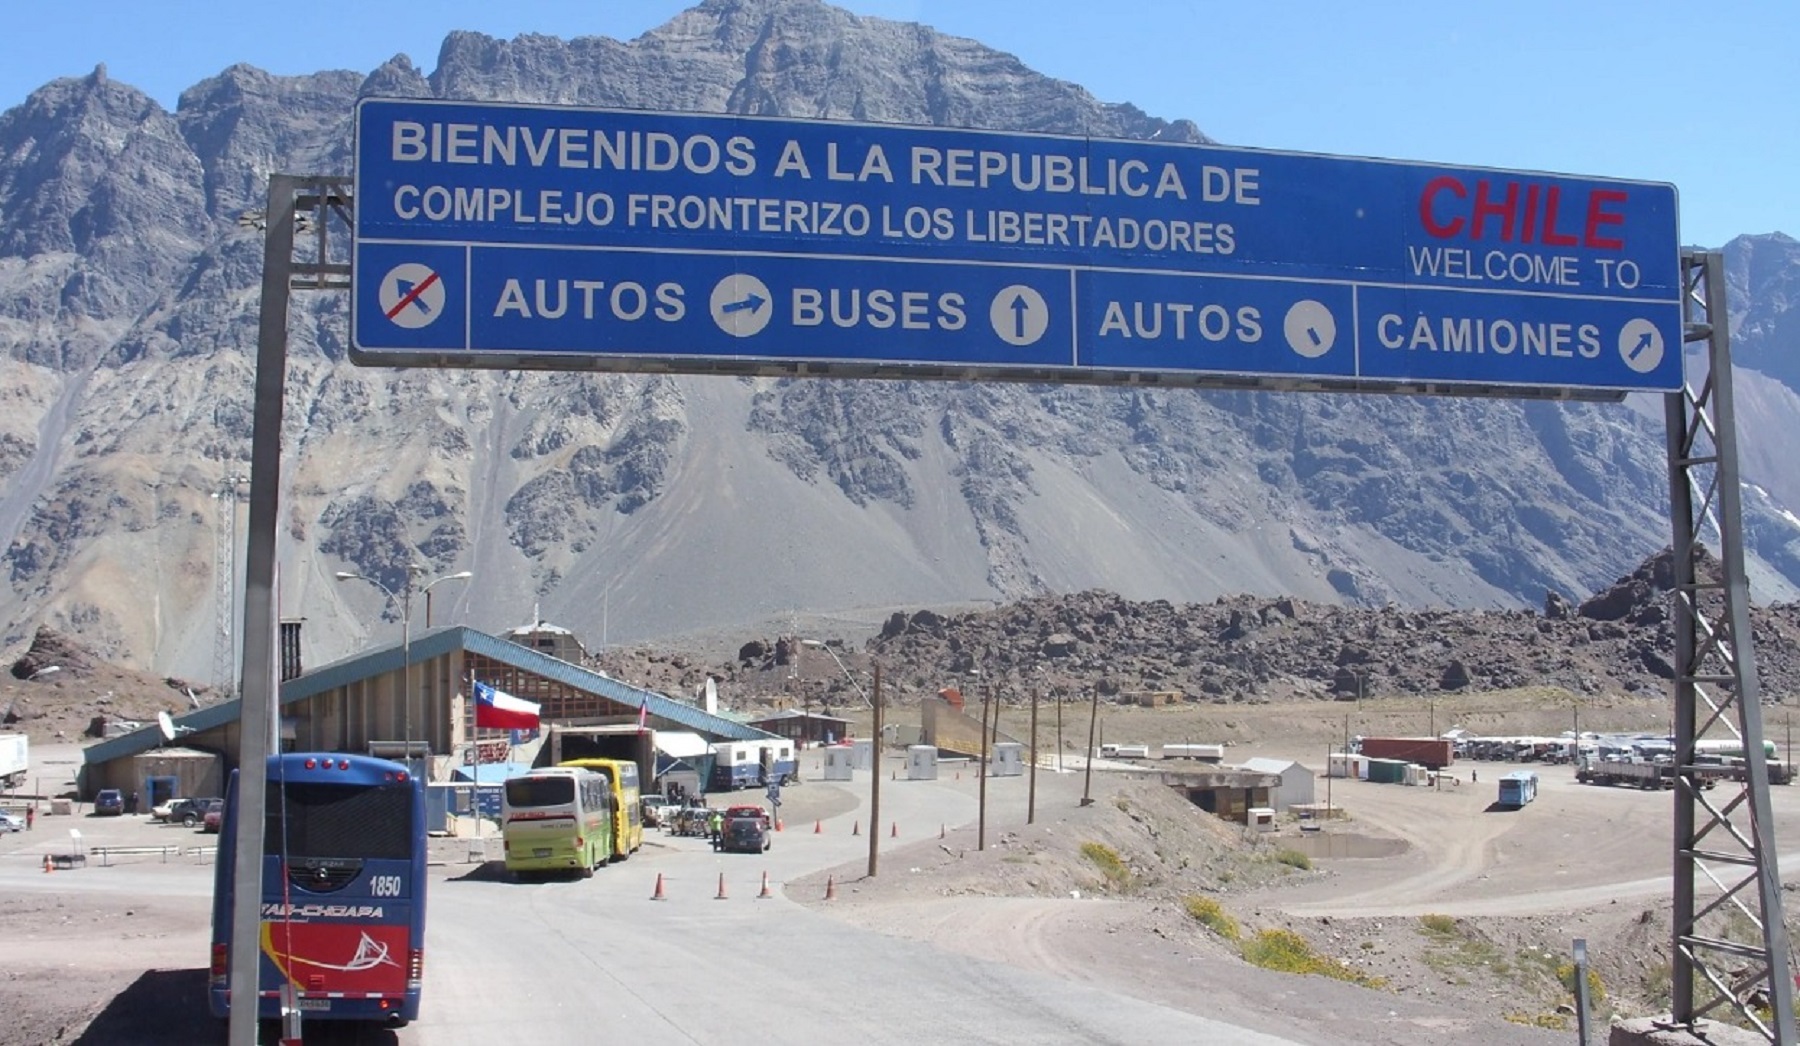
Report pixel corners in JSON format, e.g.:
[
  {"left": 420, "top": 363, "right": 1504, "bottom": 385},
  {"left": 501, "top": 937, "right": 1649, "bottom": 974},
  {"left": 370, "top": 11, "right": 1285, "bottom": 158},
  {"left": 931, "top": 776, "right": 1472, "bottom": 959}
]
[{"left": 471, "top": 670, "right": 482, "bottom": 864}]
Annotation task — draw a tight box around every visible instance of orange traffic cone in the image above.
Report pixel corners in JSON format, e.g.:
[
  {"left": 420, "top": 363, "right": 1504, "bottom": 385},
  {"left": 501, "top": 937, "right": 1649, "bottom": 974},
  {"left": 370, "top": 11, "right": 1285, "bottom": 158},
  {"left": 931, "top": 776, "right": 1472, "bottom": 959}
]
[
  {"left": 758, "top": 870, "right": 774, "bottom": 899},
  {"left": 813, "top": 819, "right": 822, "bottom": 834},
  {"left": 824, "top": 875, "right": 838, "bottom": 901},
  {"left": 775, "top": 818, "right": 784, "bottom": 832},
  {"left": 651, "top": 872, "right": 667, "bottom": 900},
  {"left": 715, "top": 871, "right": 729, "bottom": 900},
  {"left": 891, "top": 821, "right": 899, "bottom": 838},
  {"left": 852, "top": 820, "right": 861, "bottom": 836},
  {"left": 42, "top": 854, "right": 52, "bottom": 874}
]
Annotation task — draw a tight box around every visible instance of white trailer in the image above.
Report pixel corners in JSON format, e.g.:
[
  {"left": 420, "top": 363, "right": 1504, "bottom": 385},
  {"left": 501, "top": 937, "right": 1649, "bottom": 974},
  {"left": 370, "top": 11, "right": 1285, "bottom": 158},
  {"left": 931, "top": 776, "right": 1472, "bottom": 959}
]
[
  {"left": 1162, "top": 743, "right": 1225, "bottom": 762},
  {"left": 0, "top": 733, "right": 26, "bottom": 788}
]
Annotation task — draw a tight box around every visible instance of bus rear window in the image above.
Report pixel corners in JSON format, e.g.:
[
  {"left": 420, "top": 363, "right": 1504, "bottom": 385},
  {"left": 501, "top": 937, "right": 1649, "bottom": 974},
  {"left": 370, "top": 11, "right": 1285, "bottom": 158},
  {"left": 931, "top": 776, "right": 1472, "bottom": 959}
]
[
  {"left": 264, "top": 782, "right": 414, "bottom": 860},
  {"left": 506, "top": 775, "right": 574, "bottom": 808}
]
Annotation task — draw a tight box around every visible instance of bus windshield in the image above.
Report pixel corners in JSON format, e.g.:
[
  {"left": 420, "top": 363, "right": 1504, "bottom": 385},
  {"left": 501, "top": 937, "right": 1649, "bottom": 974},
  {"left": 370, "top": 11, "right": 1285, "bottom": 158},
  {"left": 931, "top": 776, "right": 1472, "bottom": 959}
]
[
  {"left": 506, "top": 774, "right": 575, "bottom": 809},
  {"left": 265, "top": 780, "right": 415, "bottom": 860}
]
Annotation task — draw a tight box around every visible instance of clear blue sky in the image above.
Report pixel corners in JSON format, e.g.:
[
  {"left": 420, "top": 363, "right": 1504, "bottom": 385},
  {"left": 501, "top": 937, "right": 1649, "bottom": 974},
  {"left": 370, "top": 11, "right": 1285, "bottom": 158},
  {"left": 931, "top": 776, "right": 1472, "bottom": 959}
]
[{"left": 3, "top": 1, "right": 1793, "bottom": 248}]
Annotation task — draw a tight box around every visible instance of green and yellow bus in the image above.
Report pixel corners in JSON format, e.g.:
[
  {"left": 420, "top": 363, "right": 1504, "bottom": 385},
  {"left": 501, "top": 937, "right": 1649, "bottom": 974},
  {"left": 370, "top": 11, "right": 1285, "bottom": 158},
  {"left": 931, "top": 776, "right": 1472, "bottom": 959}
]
[
  {"left": 502, "top": 767, "right": 613, "bottom": 879},
  {"left": 557, "top": 758, "right": 643, "bottom": 860}
]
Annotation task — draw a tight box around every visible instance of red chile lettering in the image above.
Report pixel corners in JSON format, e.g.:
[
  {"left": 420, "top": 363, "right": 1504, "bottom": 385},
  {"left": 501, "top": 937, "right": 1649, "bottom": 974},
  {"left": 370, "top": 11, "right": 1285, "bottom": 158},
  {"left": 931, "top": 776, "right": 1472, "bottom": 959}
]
[
  {"left": 1585, "top": 189, "right": 1626, "bottom": 250},
  {"left": 1419, "top": 176, "right": 1466, "bottom": 238},
  {"left": 1420, "top": 176, "right": 1629, "bottom": 251}
]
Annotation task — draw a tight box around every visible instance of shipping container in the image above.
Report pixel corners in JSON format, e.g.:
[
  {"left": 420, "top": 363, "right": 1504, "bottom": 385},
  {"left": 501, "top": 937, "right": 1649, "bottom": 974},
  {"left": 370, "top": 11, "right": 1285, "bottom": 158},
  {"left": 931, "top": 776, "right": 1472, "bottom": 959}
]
[
  {"left": 1358, "top": 737, "right": 1454, "bottom": 770},
  {"left": 0, "top": 734, "right": 27, "bottom": 787},
  {"left": 1365, "top": 757, "right": 1409, "bottom": 784}
]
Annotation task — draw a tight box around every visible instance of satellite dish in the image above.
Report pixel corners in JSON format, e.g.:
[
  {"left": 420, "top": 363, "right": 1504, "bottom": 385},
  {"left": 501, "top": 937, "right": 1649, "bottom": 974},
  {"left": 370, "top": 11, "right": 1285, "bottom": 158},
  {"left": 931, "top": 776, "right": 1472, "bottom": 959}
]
[{"left": 157, "top": 710, "right": 176, "bottom": 742}]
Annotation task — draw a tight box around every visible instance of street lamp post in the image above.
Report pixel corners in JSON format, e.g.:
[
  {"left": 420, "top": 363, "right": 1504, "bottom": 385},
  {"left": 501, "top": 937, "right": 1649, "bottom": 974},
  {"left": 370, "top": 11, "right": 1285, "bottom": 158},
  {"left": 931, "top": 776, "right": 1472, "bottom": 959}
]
[
  {"left": 800, "top": 639, "right": 873, "bottom": 709},
  {"left": 336, "top": 566, "right": 471, "bottom": 763}
]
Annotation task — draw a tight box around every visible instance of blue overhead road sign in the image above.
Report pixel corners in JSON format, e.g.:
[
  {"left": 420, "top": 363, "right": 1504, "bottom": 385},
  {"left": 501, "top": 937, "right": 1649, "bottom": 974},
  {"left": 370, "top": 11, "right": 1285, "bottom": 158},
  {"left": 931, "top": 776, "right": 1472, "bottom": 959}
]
[{"left": 351, "top": 98, "right": 1682, "bottom": 397}]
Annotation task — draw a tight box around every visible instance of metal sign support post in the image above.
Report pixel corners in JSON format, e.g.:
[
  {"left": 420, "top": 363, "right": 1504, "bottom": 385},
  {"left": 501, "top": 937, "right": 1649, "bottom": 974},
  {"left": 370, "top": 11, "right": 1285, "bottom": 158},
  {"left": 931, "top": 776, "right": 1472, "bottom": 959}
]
[
  {"left": 229, "top": 175, "right": 350, "bottom": 1046},
  {"left": 1665, "top": 249, "right": 1793, "bottom": 1043}
]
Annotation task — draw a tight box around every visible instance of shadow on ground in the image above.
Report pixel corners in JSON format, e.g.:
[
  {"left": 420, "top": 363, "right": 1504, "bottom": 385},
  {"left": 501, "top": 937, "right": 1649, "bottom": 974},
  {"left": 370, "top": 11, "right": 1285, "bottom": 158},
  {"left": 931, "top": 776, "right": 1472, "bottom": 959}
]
[{"left": 73, "top": 968, "right": 400, "bottom": 1045}]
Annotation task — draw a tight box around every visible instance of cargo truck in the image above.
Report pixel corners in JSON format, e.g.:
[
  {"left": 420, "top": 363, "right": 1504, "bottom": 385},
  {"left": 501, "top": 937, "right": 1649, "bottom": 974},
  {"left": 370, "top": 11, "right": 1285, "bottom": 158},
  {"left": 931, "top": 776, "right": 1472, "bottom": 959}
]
[
  {"left": 0, "top": 733, "right": 26, "bottom": 788},
  {"left": 1576, "top": 755, "right": 1672, "bottom": 789}
]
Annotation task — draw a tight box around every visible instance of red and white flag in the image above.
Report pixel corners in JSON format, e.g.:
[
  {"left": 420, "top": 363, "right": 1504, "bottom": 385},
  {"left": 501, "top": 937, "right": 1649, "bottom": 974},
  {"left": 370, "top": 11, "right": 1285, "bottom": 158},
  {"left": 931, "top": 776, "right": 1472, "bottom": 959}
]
[{"left": 474, "top": 680, "right": 540, "bottom": 731}]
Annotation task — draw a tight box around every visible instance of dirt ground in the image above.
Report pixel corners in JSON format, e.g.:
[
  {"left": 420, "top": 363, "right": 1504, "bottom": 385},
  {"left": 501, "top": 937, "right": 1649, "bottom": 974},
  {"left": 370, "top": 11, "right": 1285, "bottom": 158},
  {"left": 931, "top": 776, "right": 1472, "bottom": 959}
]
[
  {"left": 4, "top": 692, "right": 1797, "bottom": 1043},
  {"left": 797, "top": 693, "right": 1800, "bottom": 1038}
]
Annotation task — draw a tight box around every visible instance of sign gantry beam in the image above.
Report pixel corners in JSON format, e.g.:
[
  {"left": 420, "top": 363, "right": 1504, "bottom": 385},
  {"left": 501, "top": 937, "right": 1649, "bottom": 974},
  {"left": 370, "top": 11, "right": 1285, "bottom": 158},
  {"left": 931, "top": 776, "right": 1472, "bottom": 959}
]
[
  {"left": 1666, "top": 249, "right": 1793, "bottom": 1043},
  {"left": 229, "top": 100, "right": 1781, "bottom": 1043}
]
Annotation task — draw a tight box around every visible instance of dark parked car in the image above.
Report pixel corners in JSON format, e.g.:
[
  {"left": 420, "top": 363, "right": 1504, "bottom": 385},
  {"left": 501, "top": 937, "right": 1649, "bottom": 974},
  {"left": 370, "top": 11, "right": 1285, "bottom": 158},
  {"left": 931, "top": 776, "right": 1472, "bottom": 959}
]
[
  {"left": 718, "top": 816, "right": 771, "bottom": 854},
  {"left": 165, "top": 797, "right": 221, "bottom": 829},
  {"left": 200, "top": 799, "right": 224, "bottom": 834},
  {"left": 94, "top": 789, "right": 124, "bottom": 816}
]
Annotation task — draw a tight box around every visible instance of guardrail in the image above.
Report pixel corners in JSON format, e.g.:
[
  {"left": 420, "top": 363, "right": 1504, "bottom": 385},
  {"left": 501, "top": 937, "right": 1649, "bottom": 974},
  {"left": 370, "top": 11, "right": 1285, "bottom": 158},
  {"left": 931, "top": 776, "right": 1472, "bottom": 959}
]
[{"left": 91, "top": 844, "right": 184, "bottom": 867}]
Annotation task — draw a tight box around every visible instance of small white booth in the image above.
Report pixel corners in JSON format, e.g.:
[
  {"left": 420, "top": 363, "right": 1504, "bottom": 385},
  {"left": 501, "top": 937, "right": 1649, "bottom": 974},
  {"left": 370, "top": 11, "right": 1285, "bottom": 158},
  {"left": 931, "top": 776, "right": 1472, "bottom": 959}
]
[
  {"left": 823, "top": 746, "right": 856, "bottom": 781},
  {"left": 907, "top": 745, "right": 939, "bottom": 780},
  {"left": 991, "top": 742, "right": 1024, "bottom": 777},
  {"left": 1248, "top": 806, "right": 1277, "bottom": 832},
  {"left": 852, "top": 739, "right": 874, "bottom": 771}
]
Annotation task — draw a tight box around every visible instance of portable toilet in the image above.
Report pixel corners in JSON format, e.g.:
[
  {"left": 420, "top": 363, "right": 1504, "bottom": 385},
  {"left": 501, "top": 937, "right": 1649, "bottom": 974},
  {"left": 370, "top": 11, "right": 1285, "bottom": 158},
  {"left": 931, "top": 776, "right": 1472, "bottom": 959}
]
[
  {"left": 991, "top": 742, "right": 1024, "bottom": 777},
  {"left": 852, "top": 739, "right": 874, "bottom": 771},
  {"left": 907, "top": 745, "right": 939, "bottom": 781},
  {"left": 823, "top": 746, "right": 855, "bottom": 781}
]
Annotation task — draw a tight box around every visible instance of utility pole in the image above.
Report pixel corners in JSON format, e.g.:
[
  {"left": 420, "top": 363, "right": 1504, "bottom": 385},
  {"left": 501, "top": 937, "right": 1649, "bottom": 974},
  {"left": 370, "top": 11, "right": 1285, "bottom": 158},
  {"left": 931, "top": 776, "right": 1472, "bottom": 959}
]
[
  {"left": 868, "top": 663, "right": 882, "bottom": 878},
  {"left": 978, "top": 684, "right": 992, "bottom": 850},
  {"left": 1081, "top": 688, "right": 1099, "bottom": 807},
  {"left": 1028, "top": 686, "right": 1039, "bottom": 825},
  {"left": 1056, "top": 689, "right": 1064, "bottom": 773}
]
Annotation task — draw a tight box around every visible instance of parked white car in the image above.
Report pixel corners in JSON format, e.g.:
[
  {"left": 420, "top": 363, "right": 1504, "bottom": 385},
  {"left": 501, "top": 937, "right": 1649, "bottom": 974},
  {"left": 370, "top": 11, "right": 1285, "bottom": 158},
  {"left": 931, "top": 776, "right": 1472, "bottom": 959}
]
[{"left": 0, "top": 810, "right": 24, "bottom": 832}]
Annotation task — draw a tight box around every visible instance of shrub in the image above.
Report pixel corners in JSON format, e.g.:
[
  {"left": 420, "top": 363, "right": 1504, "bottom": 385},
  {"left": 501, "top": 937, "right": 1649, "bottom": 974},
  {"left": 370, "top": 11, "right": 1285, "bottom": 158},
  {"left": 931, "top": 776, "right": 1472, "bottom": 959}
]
[
  {"left": 1419, "top": 913, "right": 1458, "bottom": 936},
  {"left": 1240, "top": 929, "right": 1386, "bottom": 989},
  {"left": 1183, "top": 895, "right": 1241, "bottom": 940},
  {"left": 1556, "top": 962, "right": 1607, "bottom": 1005},
  {"left": 1079, "top": 841, "right": 1133, "bottom": 887},
  {"left": 1273, "top": 848, "right": 1312, "bottom": 871}
]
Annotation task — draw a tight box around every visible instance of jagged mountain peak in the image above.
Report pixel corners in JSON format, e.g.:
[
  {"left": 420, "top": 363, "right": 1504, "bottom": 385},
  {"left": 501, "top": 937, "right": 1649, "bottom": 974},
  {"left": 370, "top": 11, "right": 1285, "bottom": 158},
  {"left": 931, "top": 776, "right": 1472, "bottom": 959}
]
[{"left": 0, "top": 2, "right": 1795, "bottom": 684}]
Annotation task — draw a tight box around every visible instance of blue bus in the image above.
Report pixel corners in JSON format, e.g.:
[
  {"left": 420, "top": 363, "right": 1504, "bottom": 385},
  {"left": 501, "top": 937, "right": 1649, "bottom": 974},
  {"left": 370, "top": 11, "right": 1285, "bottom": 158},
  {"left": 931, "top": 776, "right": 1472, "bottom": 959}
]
[
  {"left": 209, "top": 753, "right": 428, "bottom": 1029},
  {"left": 1497, "top": 770, "right": 1539, "bottom": 808}
]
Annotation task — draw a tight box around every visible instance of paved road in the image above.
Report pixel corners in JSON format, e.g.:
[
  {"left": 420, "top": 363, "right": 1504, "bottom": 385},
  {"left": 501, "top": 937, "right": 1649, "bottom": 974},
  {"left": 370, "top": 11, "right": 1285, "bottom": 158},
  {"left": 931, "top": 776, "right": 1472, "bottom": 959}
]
[
  {"left": 0, "top": 758, "right": 1307, "bottom": 1045},
  {"left": 414, "top": 768, "right": 1304, "bottom": 1046}
]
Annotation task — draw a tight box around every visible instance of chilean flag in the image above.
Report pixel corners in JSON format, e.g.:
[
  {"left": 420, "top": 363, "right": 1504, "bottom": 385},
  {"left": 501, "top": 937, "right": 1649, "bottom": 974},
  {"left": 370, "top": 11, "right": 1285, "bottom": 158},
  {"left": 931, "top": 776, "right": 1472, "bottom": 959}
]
[{"left": 474, "top": 680, "right": 541, "bottom": 730}]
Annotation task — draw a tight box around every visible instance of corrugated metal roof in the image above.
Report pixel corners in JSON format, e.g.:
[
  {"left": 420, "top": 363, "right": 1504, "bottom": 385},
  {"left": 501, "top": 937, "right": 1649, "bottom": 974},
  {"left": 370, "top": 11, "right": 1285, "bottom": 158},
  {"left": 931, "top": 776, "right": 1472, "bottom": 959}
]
[
  {"left": 459, "top": 630, "right": 772, "bottom": 741},
  {"left": 83, "top": 627, "right": 770, "bottom": 771},
  {"left": 1241, "top": 757, "right": 1308, "bottom": 775},
  {"left": 749, "top": 709, "right": 851, "bottom": 725}
]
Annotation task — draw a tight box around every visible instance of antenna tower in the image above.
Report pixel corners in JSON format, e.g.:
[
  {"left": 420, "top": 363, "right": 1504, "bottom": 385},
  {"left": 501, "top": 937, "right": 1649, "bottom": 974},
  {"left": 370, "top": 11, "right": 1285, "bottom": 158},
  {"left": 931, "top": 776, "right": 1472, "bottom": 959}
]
[{"left": 212, "top": 473, "right": 247, "bottom": 697}]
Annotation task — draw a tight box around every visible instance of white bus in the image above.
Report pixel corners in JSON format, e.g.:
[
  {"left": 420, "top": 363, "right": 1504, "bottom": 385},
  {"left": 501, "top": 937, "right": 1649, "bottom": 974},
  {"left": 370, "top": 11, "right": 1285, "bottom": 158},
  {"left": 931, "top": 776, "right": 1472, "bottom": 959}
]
[{"left": 502, "top": 767, "right": 613, "bottom": 879}]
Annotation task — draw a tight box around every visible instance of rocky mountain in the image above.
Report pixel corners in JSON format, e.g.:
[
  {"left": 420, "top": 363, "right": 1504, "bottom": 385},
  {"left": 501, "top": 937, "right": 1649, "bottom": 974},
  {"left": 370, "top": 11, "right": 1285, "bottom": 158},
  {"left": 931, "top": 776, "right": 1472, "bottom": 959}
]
[
  {"left": 0, "top": 0, "right": 1797, "bottom": 685},
  {"left": 589, "top": 547, "right": 1800, "bottom": 713}
]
